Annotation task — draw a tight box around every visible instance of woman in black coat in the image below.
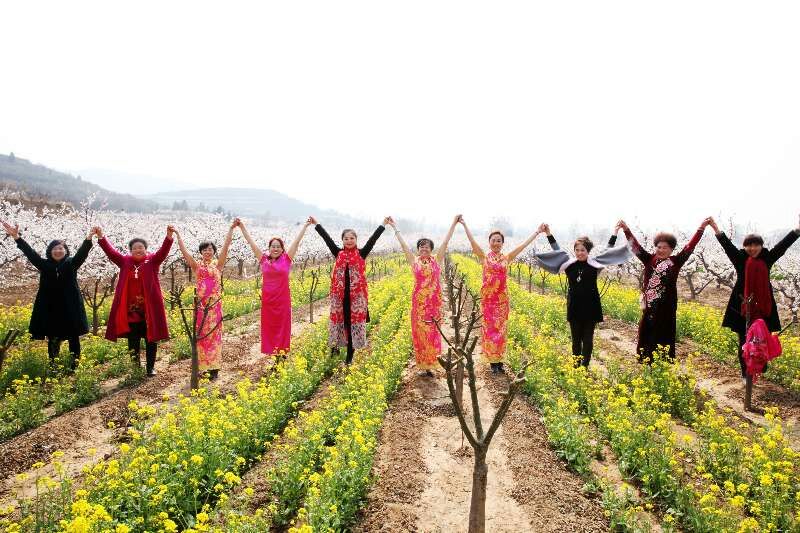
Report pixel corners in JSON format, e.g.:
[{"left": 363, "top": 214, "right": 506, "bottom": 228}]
[
  {"left": 709, "top": 215, "right": 800, "bottom": 377},
  {"left": 2, "top": 220, "right": 95, "bottom": 369},
  {"left": 536, "top": 224, "right": 631, "bottom": 367}
]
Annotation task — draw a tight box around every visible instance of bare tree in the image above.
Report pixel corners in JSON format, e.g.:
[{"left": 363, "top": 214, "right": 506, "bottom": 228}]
[
  {"left": 176, "top": 288, "right": 225, "bottom": 389},
  {"left": 435, "top": 256, "right": 529, "bottom": 533},
  {"left": 0, "top": 329, "right": 21, "bottom": 373}
]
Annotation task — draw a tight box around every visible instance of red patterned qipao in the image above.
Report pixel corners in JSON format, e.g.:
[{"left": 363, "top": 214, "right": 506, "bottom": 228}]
[
  {"left": 481, "top": 251, "right": 509, "bottom": 363},
  {"left": 196, "top": 261, "right": 223, "bottom": 371},
  {"left": 411, "top": 256, "right": 443, "bottom": 369}
]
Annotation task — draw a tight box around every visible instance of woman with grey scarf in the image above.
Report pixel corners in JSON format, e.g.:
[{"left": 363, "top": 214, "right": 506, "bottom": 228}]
[{"left": 534, "top": 224, "right": 631, "bottom": 367}]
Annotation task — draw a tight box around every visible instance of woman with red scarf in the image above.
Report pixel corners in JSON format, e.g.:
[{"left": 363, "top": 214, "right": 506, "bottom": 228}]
[
  {"left": 313, "top": 217, "right": 388, "bottom": 364},
  {"left": 710, "top": 215, "right": 800, "bottom": 377},
  {"left": 618, "top": 217, "right": 713, "bottom": 364},
  {"left": 95, "top": 225, "right": 174, "bottom": 377}
]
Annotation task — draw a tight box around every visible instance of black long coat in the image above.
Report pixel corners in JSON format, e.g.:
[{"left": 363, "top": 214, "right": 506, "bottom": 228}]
[
  {"left": 716, "top": 230, "right": 800, "bottom": 335},
  {"left": 15, "top": 237, "right": 92, "bottom": 339}
]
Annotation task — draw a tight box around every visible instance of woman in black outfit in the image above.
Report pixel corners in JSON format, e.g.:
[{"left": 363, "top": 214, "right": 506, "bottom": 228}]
[
  {"left": 312, "top": 217, "right": 388, "bottom": 364},
  {"left": 709, "top": 215, "right": 800, "bottom": 378},
  {"left": 2, "top": 220, "right": 95, "bottom": 370},
  {"left": 537, "top": 224, "right": 631, "bottom": 367}
]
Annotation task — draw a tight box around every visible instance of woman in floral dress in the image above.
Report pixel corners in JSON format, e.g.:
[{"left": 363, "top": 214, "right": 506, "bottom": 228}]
[
  {"left": 175, "top": 221, "right": 236, "bottom": 379},
  {"left": 617, "top": 218, "right": 712, "bottom": 364},
  {"left": 461, "top": 218, "right": 546, "bottom": 374},
  {"left": 387, "top": 215, "right": 460, "bottom": 376}
]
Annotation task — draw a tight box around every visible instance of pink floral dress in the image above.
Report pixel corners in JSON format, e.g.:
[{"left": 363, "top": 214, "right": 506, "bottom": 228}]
[
  {"left": 196, "top": 261, "right": 223, "bottom": 371},
  {"left": 411, "top": 255, "right": 443, "bottom": 369},
  {"left": 481, "top": 251, "right": 509, "bottom": 363}
]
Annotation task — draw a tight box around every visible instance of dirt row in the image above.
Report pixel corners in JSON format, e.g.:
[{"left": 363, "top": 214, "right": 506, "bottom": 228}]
[
  {"left": 0, "top": 298, "right": 327, "bottom": 506},
  {"left": 355, "top": 332, "right": 609, "bottom": 532}
]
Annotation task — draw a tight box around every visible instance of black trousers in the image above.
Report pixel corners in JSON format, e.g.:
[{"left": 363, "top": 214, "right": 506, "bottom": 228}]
[
  {"left": 47, "top": 336, "right": 81, "bottom": 369},
  {"left": 569, "top": 320, "right": 596, "bottom": 367},
  {"left": 127, "top": 321, "right": 158, "bottom": 373}
]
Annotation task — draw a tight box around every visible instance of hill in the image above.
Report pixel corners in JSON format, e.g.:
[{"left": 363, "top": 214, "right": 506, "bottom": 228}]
[
  {"left": 0, "top": 153, "right": 158, "bottom": 212},
  {"left": 143, "top": 187, "right": 372, "bottom": 226}
]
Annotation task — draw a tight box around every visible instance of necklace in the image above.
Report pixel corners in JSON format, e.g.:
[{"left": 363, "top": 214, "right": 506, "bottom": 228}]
[{"left": 133, "top": 264, "right": 141, "bottom": 279}]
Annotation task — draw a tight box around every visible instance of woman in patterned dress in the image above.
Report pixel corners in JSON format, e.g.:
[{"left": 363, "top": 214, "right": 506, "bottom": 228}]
[
  {"left": 174, "top": 221, "right": 236, "bottom": 379},
  {"left": 313, "top": 217, "right": 389, "bottom": 364},
  {"left": 238, "top": 217, "right": 314, "bottom": 358},
  {"left": 617, "top": 218, "right": 713, "bottom": 364},
  {"left": 386, "top": 215, "right": 460, "bottom": 376},
  {"left": 461, "top": 218, "right": 546, "bottom": 374}
]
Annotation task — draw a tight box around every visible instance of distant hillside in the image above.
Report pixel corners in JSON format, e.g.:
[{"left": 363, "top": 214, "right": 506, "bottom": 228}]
[
  {"left": 77, "top": 168, "right": 193, "bottom": 195},
  {"left": 143, "top": 187, "right": 372, "bottom": 226},
  {"left": 0, "top": 153, "right": 158, "bottom": 212}
]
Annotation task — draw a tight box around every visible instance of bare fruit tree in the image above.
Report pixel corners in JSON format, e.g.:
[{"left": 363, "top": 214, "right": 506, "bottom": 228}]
[{"left": 435, "top": 256, "right": 529, "bottom": 533}]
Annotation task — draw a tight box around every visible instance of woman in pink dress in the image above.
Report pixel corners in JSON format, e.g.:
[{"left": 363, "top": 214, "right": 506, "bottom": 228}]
[
  {"left": 386, "top": 215, "right": 460, "bottom": 376},
  {"left": 174, "top": 221, "right": 236, "bottom": 379},
  {"left": 238, "top": 217, "right": 313, "bottom": 357},
  {"left": 461, "top": 218, "right": 546, "bottom": 374}
]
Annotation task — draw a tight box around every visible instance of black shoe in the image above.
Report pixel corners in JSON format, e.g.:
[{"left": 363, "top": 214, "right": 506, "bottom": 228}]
[
  {"left": 425, "top": 370, "right": 434, "bottom": 377},
  {"left": 496, "top": 363, "right": 504, "bottom": 374},
  {"left": 146, "top": 368, "right": 157, "bottom": 377},
  {"left": 208, "top": 369, "right": 219, "bottom": 380}
]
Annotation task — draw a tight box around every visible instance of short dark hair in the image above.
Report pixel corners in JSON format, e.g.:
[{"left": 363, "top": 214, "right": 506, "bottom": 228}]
[
  {"left": 341, "top": 229, "right": 357, "bottom": 239},
  {"left": 128, "top": 238, "right": 148, "bottom": 250},
  {"left": 743, "top": 234, "right": 764, "bottom": 247},
  {"left": 488, "top": 231, "right": 505, "bottom": 243},
  {"left": 198, "top": 241, "right": 217, "bottom": 254},
  {"left": 653, "top": 232, "right": 677, "bottom": 249},
  {"left": 573, "top": 236, "right": 594, "bottom": 252},
  {"left": 417, "top": 238, "right": 434, "bottom": 250},
  {"left": 45, "top": 240, "right": 70, "bottom": 260}
]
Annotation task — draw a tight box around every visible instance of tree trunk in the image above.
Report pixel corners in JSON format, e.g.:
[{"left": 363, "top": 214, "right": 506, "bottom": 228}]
[
  {"left": 92, "top": 305, "right": 100, "bottom": 335},
  {"left": 190, "top": 295, "right": 200, "bottom": 390},
  {"left": 684, "top": 273, "right": 697, "bottom": 300},
  {"left": 469, "top": 448, "right": 488, "bottom": 533}
]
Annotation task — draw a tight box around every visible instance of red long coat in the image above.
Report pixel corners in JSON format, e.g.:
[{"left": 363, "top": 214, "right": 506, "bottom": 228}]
[{"left": 99, "top": 236, "right": 173, "bottom": 343}]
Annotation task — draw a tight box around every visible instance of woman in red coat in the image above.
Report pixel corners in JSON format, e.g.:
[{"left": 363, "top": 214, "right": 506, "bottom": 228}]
[{"left": 95, "top": 225, "right": 174, "bottom": 377}]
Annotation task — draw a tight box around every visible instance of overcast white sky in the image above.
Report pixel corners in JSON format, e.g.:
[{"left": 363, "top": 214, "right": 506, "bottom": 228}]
[{"left": 1, "top": 1, "right": 798, "bottom": 231}]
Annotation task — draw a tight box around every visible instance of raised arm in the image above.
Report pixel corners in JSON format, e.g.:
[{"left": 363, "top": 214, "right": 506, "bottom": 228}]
[
  {"left": 675, "top": 218, "right": 711, "bottom": 266},
  {"left": 359, "top": 219, "right": 387, "bottom": 259},
  {"left": 96, "top": 228, "right": 125, "bottom": 267},
  {"left": 435, "top": 215, "right": 461, "bottom": 264},
  {"left": 386, "top": 217, "right": 415, "bottom": 266},
  {"left": 216, "top": 221, "right": 237, "bottom": 268},
  {"left": 709, "top": 217, "right": 741, "bottom": 265},
  {"left": 507, "top": 227, "right": 543, "bottom": 262},
  {"left": 151, "top": 226, "right": 176, "bottom": 266},
  {"left": 314, "top": 221, "right": 341, "bottom": 258},
  {"left": 3, "top": 221, "right": 46, "bottom": 270},
  {"left": 460, "top": 218, "right": 485, "bottom": 260},
  {"left": 71, "top": 229, "right": 95, "bottom": 270},
  {"left": 539, "top": 223, "right": 559, "bottom": 251},
  {"left": 174, "top": 229, "right": 198, "bottom": 271},
  {"left": 237, "top": 219, "right": 263, "bottom": 262},
  {"left": 618, "top": 220, "right": 651, "bottom": 264},
  {"left": 286, "top": 218, "right": 314, "bottom": 260},
  {"left": 766, "top": 214, "right": 800, "bottom": 265}
]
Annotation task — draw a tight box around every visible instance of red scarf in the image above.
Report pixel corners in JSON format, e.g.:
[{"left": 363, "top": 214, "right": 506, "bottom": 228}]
[
  {"left": 330, "top": 247, "right": 368, "bottom": 326},
  {"left": 742, "top": 256, "right": 771, "bottom": 321}
]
